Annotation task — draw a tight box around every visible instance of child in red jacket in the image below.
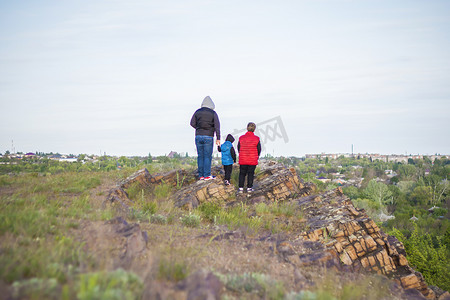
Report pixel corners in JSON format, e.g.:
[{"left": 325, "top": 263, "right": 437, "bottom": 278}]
[{"left": 237, "top": 122, "right": 261, "bottom": 193}]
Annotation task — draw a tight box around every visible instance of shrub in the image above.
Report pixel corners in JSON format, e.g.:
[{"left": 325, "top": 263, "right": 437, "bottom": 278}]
[
  {"left": 150, "top": 214, "right": 167, "bottom": 225},
  {"left": 198, "top": 202, "right": 222, "bottom": 222},
  {"left": 157, "top": 258, "right": 188, "bottom": 282},
  {"left": 180, "top": 213, "right": 202, "bottom": 228},
  {"left": 77, "top": 269, "right": 143, "bottom": 300},
  {"left": 12, "top": 278, "right": 59, "bottom": 300},
  {"left": 220, "top": 272, "right": 285, "bottom": 299},
  {"left": 391, "top": 226, "right": 450, "bottom": 290},
  {"left": 141, "top": 201, "right": 157, "bottom": 215}
]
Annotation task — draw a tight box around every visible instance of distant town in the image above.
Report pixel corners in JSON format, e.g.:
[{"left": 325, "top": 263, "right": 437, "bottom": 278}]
[{"left": 1, "top": 150, "right": 448, "bottom": 162}]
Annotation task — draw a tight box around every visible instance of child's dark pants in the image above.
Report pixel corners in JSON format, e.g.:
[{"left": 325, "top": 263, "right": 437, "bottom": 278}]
[
  {"left": 239, "top": 165, "right": 256, "bottom": 188},
  {"left": 223, "top": 164, "right": 233, "bottom": 181}
]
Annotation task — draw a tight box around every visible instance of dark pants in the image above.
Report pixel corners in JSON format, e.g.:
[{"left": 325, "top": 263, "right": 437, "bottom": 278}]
[
  {"left": 239, "top": 165, "right": 256, "bottom": 188},
  {"left": 223, "top": 164, "right": 233, "bottom": 181}
]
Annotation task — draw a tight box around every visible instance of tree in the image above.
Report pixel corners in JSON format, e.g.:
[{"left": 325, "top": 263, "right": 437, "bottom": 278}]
[
  {"left": 410, "top": 186, "right": 432, "bottom": 206},
  {"left": 424, "top": 175, "right": 449, "bottom": 205},
  {"left": 364, "top": 180, "right": 393, "bottom": 207},
  {"left": 397, "top": 164, "right": 417, "bottom": 180}
]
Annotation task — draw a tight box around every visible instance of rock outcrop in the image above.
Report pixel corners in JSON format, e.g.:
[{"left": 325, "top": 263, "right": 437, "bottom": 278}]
[
  {"left": 104, "top": 168, "right": 197, "bottom": 212},
  {"left": 103, "top": 162, "right": 446, "bottom": 299},
  {"left": 171, "top": 161, "right": 312, "bottom": 208},
  {"left": 294, "top": 188, "right": 436, "bottom": 299}
]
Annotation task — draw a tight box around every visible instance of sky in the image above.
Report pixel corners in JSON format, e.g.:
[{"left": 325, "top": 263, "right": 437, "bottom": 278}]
[{"left": 1, "top": 0, "right": 449, "bottom": 157}]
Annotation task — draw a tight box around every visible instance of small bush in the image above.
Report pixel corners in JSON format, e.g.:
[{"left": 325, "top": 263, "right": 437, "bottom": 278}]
[
  {"left": 221, "top": 272, "right": 285, "bottom": 299},
  {"left": 157, "top": 258, "right": 188, "bottom": 282},
  {"left": 12, "top": 278, "right": 60, "bottom": 300},
  {"left": 150, "top": 214, "right": 167, "bottom": 225},
  {"left": 180, "top": 213, "right": 201, "bottom": 228},
  {"left": 77, "top": 268, "right": 143, "bottom": 300},
  {"left": 141, "top": 201, "right": 157, "bottom": 215},
  {"left": 198, "top": 202, "right": 222, "bottom": 222}
]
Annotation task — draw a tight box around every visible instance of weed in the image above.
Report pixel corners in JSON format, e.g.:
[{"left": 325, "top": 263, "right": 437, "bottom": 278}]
[
  {"left": 149, "top": 214, "right": 167, "bottom": 225},
  {"left": 270, "top": 201, "right": 296, "bottom": 217},
  {"left": 157, "top": 258, "right": 189, "bottom": 282},
  {"left": 12, "top": 278, "right": 60, "bottom": 300},
  {"left": 255, "top": 202, "right": 270, "bottom": 215},
  {"left": 220, "top": 272, "right": 285, "bottom": 300},
  {"left": 77, "top": 268, "right": 143, "bottom": 300},
  {"left": 214, "top": 203, "right": 263, "bottom": 233},
  {"left": 197, "top": 202, "right": 222, "bottom": 222},
  {"left": 141, "top": 200, "right": 157, "bottom": 215},
  {"left": 180, "top": 213, "right": 202, "bottom": 228},
  {"left": 153, "top": 183, "right": 172, "bottom": 199},
  {"left": 176, "top": 171, "right": 186, "bottom": 189},
  {"left": 128, "top": 209, "right": 148, "bottom": 222}
]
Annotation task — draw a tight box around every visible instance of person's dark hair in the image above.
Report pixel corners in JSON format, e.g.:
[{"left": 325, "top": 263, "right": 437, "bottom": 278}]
[{"left": 247, "top": 122, "right": 256, "bottom": 132}]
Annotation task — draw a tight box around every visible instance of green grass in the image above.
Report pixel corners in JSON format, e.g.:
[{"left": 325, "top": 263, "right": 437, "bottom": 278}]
[
  {"left": 77, "top": 268, "right": 143, "bottom": 300},
  {"left": 157, "top": 258, "right": 189, "bottom": 282},
  {"left": 214, "top": 203, "right": 263, "bottom": 233},
  {"left": 0, "top": 235, "right": 91, "bottom": 284},
  {"left": 198, "top": 201, "right": 222, "bottom": 222},
  {"left": 0, "top": 172, "right": 103, "bottom": 285},
  {"left": 153, "top": 183, "right": 172, "bottom": 199}
]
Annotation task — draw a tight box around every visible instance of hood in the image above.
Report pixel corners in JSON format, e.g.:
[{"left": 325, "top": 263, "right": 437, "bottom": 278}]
[
  {"left": 225, "top": 134, "right": 235, "bottom": 143},
  {"left": 201, "top": 96, "right": 215, "bottom": 110}
]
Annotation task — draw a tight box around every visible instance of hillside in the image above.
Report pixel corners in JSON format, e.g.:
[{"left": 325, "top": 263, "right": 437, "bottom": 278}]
[{"left": 0, "top": 161, "right": 449, "bottom": 299}]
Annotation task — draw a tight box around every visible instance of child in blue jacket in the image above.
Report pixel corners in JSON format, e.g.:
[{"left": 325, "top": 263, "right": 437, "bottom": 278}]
[{"left": 217, "top": 134, "right": 236, "bottom": 185}]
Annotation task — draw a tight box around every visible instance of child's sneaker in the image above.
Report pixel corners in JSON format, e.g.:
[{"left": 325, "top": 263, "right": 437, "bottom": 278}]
[
  {"left": 247, "top": 188, "right": 254, "bottom": 192},
  {"left": 238, "top": 188, "right": 244, "bottom": 193},
  {"left": 204, "top": 176, "right": 216, "bottom": 181},
  {"left": 199, "top": 177, "right": 205, "bottom": 181},
  {"left": 224, "top": 180, "right": 230, "bottom": 185}
]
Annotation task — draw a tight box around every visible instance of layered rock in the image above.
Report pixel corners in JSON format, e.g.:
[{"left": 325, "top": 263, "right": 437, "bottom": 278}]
[
  {"left": 251, "top": 161, "right": 313, "bottom": 201},
  {"left": 171, "top": 161, "right": 311, "bottom": 208},
  {"left": 294, "top": 188, "right": 436, "bottom": 299},
  {"left": 172, "top": 180, "right": 236, "bottom": 209},
  {"left": 104, "top": 168, "right": 197, "bottom": 212}
]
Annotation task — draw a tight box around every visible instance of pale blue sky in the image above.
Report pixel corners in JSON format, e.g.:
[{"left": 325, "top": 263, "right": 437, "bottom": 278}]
[{"left": 1, "top": 0, "right": 449, "bottom": 156}]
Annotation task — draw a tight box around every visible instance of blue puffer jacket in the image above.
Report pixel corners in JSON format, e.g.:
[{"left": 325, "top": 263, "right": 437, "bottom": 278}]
[
  {"left": 218, "top": 134, "right": 236, "bottom": 166},
  {"left": 220, "top": 141, "right": 234, "bottom": 165}
]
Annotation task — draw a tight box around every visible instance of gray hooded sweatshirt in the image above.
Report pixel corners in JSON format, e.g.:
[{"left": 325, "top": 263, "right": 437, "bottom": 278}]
[{"left": 190, "top": 96, "right": 221, "bottom": 139}]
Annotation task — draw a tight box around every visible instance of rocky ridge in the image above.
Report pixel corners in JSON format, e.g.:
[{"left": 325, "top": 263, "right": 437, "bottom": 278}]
[{"left": 101, "top": 161, "right": 449, "bottom": 299}]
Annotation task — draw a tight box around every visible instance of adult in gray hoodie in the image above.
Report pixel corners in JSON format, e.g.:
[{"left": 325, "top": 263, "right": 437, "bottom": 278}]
[{"left": 190, "top": 96, "right": 221, "bottom": 180}]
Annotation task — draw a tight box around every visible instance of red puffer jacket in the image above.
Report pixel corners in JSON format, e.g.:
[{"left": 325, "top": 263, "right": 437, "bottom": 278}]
[{"left": 238, "top": 131, "right": 260, "bottom": 165}]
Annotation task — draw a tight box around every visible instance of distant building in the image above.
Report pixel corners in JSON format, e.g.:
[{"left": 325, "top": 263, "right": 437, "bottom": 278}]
[{"left": 167, "top": 151, "right": 178, "bottom": 158}]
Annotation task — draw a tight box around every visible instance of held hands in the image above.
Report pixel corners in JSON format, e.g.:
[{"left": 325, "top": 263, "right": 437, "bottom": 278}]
[{"left": 216, "top": 140, "right": 221, "bottom": 146}]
